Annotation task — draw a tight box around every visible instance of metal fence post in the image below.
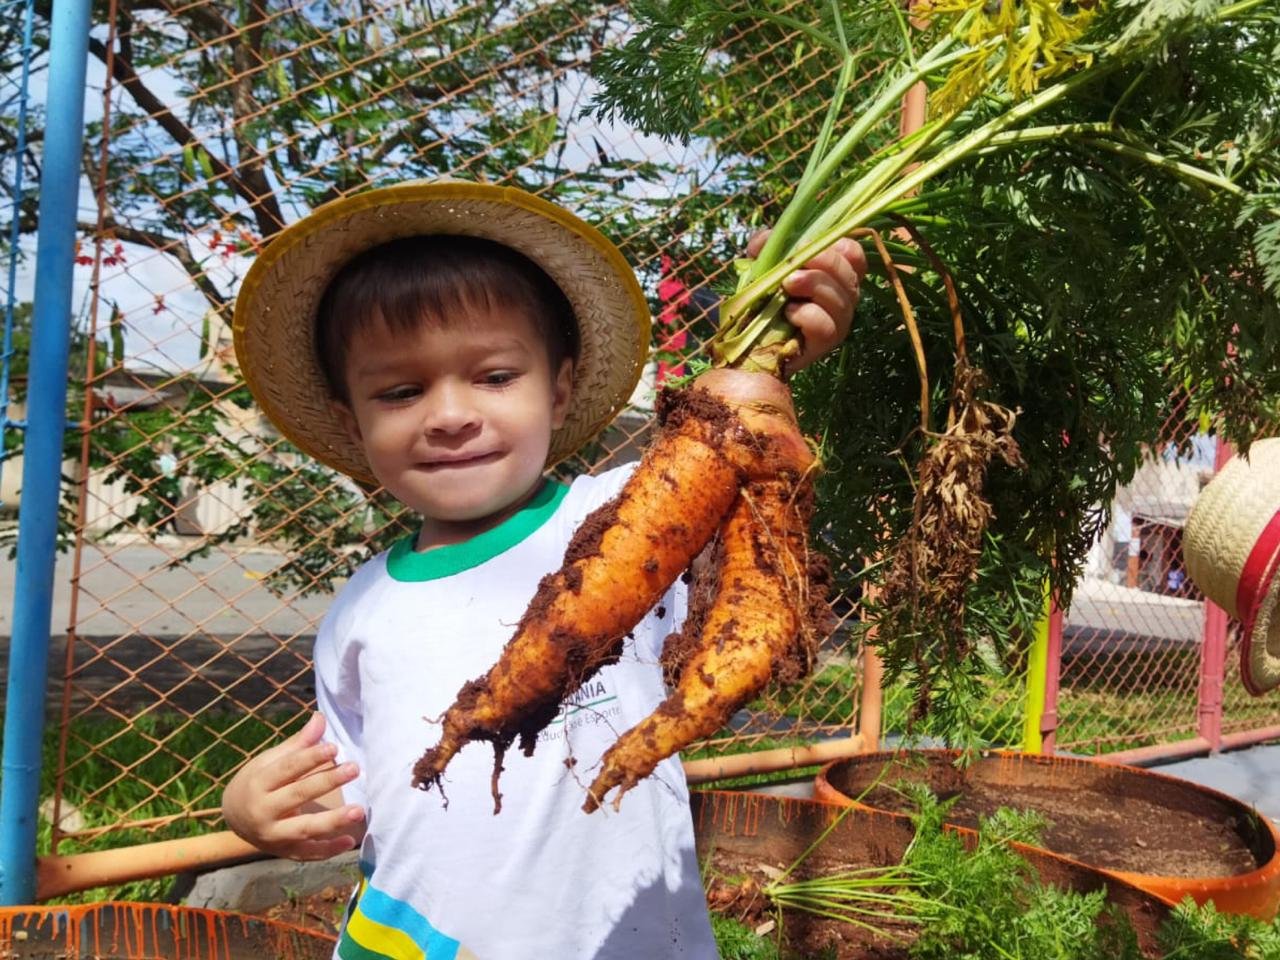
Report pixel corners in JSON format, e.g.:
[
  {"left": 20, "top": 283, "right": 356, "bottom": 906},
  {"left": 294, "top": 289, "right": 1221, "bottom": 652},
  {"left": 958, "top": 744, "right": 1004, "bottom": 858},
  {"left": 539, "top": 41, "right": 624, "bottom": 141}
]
[
  {"left": 1040, "top": 596, "right": 1063, "bottom": 755},
  {"left": 0, "top": 0, "right": 93, "bottom": 905},
  {"left": 1021, "top": 581, "right": 1051, "bottom": 753},
  {"left": 1196, "top": 437, "right": 1234, "bottom": 753}
]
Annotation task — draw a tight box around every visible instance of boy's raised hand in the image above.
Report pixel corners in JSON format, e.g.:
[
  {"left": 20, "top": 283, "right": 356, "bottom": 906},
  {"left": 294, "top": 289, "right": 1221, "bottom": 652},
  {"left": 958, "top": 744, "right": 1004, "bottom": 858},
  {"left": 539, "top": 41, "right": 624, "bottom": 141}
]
[
  {"left": 746, "top": 231, "right": 868, "bottom": 374},
  {"left": 221, "top": 712, "right": 366, "bottom": 861}
]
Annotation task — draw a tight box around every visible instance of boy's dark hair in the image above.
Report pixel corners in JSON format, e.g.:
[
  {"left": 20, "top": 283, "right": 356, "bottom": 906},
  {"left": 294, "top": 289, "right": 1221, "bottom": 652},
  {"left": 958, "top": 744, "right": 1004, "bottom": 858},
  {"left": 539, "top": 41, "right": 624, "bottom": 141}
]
[{"left": 314, "top": 234, "right": 580, "bottom": 402}]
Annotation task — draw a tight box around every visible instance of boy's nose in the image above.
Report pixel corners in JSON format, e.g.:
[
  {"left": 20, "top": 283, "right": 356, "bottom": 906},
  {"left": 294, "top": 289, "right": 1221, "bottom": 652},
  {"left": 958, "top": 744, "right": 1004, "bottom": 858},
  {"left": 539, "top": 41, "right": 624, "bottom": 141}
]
[{"left": 424, "top": 383, "right": 481, "bottom": 435}]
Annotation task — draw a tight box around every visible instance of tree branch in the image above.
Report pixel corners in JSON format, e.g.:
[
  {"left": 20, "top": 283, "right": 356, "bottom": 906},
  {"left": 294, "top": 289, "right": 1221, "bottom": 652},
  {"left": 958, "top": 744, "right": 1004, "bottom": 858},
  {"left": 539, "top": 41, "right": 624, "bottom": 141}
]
[
  {"left": 229, "top": 0, "right": 286, "bottom": 239},
  {"left": 81, "top": 217, "right": 230, "bottom": 317},
  {"left": 86, "top": 32, "right": 285, "bottom": 241}
]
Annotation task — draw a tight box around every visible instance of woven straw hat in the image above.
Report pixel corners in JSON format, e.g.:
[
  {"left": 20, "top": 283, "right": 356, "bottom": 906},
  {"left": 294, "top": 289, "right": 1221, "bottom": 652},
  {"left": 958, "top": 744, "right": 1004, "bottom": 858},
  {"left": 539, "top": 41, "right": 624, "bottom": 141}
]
[
  {"left": 1184, "top": 438, "right": 1280, "bottom": 694},
  {"left": 232, "top": 180, "right": 650, "bottom": 485}
]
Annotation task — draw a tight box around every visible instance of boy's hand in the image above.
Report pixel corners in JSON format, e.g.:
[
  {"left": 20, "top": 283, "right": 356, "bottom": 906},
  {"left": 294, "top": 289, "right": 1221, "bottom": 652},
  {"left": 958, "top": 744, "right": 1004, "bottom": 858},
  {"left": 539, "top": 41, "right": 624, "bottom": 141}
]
[
  {"left": 746, "top": 231, "right": 868, "bottom": 374},
  {"left": 221, "top": 712, "right": 366, "bottom": 861}
]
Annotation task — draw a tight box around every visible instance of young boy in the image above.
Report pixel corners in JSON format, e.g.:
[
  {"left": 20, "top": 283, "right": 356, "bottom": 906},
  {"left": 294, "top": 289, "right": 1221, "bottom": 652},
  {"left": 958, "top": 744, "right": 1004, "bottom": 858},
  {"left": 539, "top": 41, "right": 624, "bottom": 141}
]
[{"left": 223, "top": 180, "right": 865, "bottom": 959}]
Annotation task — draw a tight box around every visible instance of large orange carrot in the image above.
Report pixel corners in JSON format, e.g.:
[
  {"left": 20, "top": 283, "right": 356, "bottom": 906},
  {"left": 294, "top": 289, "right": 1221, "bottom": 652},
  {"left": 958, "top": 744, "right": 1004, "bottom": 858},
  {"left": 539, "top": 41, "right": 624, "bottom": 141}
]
[
  {"left": 412, "top": 370, "right": 815, "bottom": 809},
  {"left": 583, "top": 465, "right": 827, "bottom": 813}
]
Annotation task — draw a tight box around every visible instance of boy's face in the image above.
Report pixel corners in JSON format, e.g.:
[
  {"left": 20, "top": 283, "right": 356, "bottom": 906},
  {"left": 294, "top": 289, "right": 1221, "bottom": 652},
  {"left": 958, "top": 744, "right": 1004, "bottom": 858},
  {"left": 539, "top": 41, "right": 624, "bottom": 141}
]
[{"left": 337, "top": 304, "right": 573, "bottom": 545}]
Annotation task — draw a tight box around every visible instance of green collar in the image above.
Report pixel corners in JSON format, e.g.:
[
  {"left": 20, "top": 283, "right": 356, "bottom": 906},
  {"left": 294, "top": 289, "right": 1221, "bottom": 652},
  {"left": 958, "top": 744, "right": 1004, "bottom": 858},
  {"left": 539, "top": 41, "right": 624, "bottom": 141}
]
[{"left": 385, "top": 479, "right": 569, "bottom": 582}]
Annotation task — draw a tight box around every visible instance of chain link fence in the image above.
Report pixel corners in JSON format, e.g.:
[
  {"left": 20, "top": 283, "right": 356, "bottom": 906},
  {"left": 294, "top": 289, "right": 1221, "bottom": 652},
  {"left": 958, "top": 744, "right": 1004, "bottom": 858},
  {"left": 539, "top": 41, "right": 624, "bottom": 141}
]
[
  {"left": 1054, "top": 396, "right": 1215, "bottom": 754},
  {"left": 12, "top": 0, "right": 880, "bottom": 877},
  {"left": 0, "top": 0, "right": 1275, "bottom": 896},
  {"left": 1053, "top": 396, "right": 1278, "bottom": 758}
]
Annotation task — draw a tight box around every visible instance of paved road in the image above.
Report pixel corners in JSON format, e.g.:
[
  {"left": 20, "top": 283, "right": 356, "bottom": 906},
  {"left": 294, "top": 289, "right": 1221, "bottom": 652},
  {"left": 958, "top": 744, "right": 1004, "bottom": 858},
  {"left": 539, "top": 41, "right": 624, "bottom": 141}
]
[
  {"left": 1, "top": 540, "right": 331, "bottom": 639},
  {"left": 1, "top": 540, "right": 332, "bottom": 713},
  {"left": 1065, "top": 578, "right": 1204, "bottom": 645}
]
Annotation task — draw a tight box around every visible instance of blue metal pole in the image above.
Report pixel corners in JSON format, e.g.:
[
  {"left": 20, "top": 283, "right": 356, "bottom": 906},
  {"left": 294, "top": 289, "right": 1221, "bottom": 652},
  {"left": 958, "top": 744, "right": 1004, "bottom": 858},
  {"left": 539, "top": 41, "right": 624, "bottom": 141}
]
[{"left": 0, "top": 0, "right": 93, "bottom": 904}]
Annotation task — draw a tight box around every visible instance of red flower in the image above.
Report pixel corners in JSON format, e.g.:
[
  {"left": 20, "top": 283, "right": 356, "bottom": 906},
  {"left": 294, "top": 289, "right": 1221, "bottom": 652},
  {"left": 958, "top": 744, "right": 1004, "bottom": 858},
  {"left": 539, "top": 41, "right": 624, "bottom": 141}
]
[{"left": 655, "top": 255, "right": 692, "bottom": 385}]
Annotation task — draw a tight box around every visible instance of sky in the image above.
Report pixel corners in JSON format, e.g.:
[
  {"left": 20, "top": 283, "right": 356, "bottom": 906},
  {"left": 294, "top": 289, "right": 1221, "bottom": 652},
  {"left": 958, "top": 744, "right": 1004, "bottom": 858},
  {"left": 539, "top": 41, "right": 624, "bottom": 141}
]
[{"left": 4, "top": 5, "right": 727, "bottom": 377}]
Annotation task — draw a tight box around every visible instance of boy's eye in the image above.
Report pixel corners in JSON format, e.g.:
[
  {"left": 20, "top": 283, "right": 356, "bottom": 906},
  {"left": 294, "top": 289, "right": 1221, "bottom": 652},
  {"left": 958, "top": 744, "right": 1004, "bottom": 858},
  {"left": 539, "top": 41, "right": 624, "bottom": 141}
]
[
  {"left": 481, "top": 371, "right": 518, "bottom": 386},
  {"left": 377, "top": 385, "right": 421, "bottom": 402}
]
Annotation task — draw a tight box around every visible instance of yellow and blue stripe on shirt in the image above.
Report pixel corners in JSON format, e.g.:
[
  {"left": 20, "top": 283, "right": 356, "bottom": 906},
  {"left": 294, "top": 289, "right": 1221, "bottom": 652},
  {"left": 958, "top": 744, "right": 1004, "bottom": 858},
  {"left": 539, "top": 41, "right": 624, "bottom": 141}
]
[{"left": 337, "top": 876, "right": 477, "bottom": 960}]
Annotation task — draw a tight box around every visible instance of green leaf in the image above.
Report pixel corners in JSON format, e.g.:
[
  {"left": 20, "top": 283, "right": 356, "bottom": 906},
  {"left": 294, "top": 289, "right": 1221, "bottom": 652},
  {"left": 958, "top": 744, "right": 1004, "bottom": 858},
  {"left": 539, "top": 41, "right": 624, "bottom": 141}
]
[
  {"left": 108, "top": 302, "right": 125, "bottom": 367},
  {"left": 521, "top": 109, "right": 559, "bottom": 162},
  {"left": 271, "top": 61, "right": 291, "bottom": 99},
  {"left": 1114, "top": 0, "right": 1228, "bottom": 54},
  {"left": 196, "top": 147, "right": 215, "bottom": 181}
]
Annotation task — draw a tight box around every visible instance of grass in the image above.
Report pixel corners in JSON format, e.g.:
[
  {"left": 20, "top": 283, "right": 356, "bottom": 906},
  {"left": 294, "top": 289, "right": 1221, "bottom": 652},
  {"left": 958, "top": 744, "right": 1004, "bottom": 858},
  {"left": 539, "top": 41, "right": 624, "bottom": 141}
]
[
  {"left": 767, "top": 663, "right": 1027, "bottom": 748},
  {"left": 1055, "top": 687, "right": 1199, "bottom": 755},
  {"left": 710, "top": 914, "right": 785, "bottom": 960},
  {"left": 767, "top": 660, "right": 1202, "bottom": 755},
  {"left": 2, "top": 711, "right": 305, "bottom": 903}
]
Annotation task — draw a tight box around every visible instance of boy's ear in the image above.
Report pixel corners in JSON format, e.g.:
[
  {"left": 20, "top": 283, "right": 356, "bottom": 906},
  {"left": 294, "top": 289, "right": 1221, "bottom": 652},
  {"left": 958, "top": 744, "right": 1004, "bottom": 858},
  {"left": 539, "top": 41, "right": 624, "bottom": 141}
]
[
  {"left": 550, "top": 357, "right": 574, "bottom": 430},
  {"left": 334, "top": 400, "right": 362, "bottom": 446}
]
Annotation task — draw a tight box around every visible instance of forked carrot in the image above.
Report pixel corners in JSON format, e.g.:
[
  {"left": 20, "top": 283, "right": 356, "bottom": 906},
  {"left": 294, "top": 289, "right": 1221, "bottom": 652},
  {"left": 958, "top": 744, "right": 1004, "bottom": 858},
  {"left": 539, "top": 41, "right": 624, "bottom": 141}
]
[
  {"left": 584, "top": 464, "right": 826, "bottom": 812},
  {"left": 412, "top": 369, "right": 821, "bottom": 810}
]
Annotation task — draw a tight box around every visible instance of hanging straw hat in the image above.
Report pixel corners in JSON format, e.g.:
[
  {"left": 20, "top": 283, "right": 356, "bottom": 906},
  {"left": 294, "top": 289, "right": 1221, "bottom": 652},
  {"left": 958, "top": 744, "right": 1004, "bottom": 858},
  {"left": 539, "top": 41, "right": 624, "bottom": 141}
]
[
  {"left": 232, "top": 180, "right": 651, "bottom": 485},
  {"left": 1184, "top": 438, "right": 1280, "bottom": 695}
]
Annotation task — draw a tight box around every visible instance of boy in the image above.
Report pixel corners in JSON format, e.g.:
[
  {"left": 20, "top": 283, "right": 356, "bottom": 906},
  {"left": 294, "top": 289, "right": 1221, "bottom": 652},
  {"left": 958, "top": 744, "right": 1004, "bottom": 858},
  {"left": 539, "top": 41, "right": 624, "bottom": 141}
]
[{"left": 223, "top": 180, "right": 865, "bottom": 959}]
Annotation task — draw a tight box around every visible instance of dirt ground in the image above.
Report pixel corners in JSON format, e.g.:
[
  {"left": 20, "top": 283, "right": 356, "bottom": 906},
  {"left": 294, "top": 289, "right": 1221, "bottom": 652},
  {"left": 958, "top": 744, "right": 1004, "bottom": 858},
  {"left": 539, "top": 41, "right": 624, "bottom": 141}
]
[
  {"left": 856, "top": 777, "right": 1260, "bottom": 878},
  {"left": 251, "top": 885, "right": 348, "bottom": 940}
]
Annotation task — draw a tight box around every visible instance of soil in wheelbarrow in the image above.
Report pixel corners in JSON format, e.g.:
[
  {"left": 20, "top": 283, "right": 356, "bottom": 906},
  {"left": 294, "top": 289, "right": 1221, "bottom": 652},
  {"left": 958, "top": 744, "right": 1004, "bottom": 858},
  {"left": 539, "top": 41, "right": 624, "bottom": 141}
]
[{"left": 851, "top": 776, "right": 1258, "bottom": 878}]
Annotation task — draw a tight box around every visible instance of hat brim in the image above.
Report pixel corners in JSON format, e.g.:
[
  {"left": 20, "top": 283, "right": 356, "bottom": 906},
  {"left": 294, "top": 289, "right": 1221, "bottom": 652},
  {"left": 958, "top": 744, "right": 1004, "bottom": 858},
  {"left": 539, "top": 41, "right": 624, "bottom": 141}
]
[
  {"left": 232, "top": 181, "right": 651, "bottom": 485},
  {"left": 1184, "top": 438, "right": 1280, "bottom": 695},
  {"left": 1240, "top": 549, "right": 1280, "bottom": 695}
]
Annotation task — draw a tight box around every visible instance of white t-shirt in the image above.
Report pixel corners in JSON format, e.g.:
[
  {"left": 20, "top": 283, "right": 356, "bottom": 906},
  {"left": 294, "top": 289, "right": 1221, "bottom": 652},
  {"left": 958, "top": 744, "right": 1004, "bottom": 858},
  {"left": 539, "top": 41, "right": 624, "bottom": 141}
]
[{"left": 315, "top": 466, "right": 716, "bottom": 960}]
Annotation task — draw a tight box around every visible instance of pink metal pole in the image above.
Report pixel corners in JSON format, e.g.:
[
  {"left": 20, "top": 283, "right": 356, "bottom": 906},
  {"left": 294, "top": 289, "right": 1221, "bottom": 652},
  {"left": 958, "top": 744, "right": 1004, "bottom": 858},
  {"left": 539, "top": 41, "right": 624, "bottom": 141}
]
[
  {"left": 1040, "top": 596, "right": 1063, "bottom": 754},
  {"left": 1199, "top": 603, "right": 1228, "bottom": 750},
  {"left": 1196, "top": 437, "right": 1234, "bottom": 752}
]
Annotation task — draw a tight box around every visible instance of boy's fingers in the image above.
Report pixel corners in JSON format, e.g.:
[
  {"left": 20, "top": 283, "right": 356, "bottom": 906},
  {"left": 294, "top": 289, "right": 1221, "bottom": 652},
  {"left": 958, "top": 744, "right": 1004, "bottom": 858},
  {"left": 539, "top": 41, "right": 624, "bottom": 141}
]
[
  {"left": 783, "top": 303, "right": 838, "bottom": 372},
  {"left": 784, "top": 268, "right": 853, "bottom": 312},
  {"left": 258, "top": 740, "right": 341, "bottom": 793},
  {"left": 264, "top": 804, "right": 365, "bottom": 858},
  {"left": 804, "top": 236, "right": 867, "bottom": 280},
  {"left": 248, "top": 713, "right": 326, "bottom": 770},
  {"left": 274, "top": 761, "right": 360, "bottom": 815},
  {"left": 785, "top": 302, "right": 839, "bottom": 348},
  {"left": 789, "top": 246, "right": 863, "bottom": 305},
  {"left": 287, "top": 712, "right": 327, "bottom": 748},
  {"left": 833, "top": 236, "right": 869, "bottom": 279},
  {"left": 744, "top": 228, "right": 771, "bottom": 259}
]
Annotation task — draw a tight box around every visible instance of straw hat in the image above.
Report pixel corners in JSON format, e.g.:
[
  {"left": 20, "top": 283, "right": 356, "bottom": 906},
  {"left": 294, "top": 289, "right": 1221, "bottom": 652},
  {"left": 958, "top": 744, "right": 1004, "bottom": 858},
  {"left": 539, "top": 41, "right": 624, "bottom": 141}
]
[
  {"left": 1184, "top": 438, "right": 1280, "bottom": 694},
  {"left": 232, "top": 180, "right": 651, "bottom": 485}
]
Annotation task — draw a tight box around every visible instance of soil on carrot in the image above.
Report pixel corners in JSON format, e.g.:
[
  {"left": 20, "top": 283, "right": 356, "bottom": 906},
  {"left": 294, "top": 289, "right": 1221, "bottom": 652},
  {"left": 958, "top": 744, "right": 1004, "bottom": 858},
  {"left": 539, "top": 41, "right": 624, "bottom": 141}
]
[
  {"left": 704, "top": 847, "right": 918, "bottom": 959},
  {"left": 850, "top": 777, "right": 1259, "bottom": 878}
]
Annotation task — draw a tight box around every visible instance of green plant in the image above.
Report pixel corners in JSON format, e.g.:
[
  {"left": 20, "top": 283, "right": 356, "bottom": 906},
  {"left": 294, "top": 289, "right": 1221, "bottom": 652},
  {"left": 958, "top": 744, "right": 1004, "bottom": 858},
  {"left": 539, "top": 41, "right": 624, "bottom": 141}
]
[
  {"left": 703, "top": 783, "right": 1279, "bottom": 959},
  {"left": 592, "top": 0, "right": 1280, "bottom": 745},
  {"left": 1157, "top": 898, "right": 1280, "bottom": 959},
  {"left": 898, "top": 790, "right": 1137, "bottom": 959},
  {"left": 710, "top": 913, "right": 784, "bottom": 960}
]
